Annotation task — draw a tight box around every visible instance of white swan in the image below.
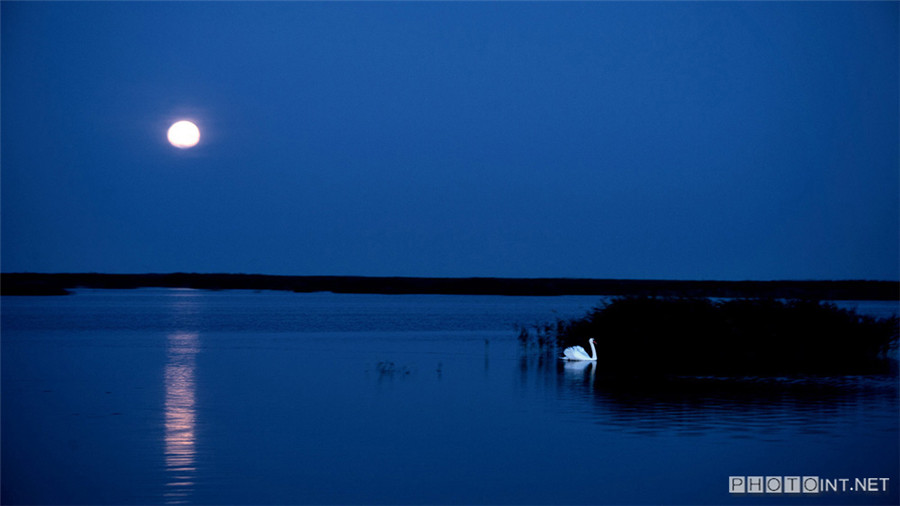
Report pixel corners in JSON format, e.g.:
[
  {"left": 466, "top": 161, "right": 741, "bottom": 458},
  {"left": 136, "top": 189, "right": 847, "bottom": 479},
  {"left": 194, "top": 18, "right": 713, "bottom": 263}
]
[{"left": 562, "top": 338, "right": 597, "bottom": 361}]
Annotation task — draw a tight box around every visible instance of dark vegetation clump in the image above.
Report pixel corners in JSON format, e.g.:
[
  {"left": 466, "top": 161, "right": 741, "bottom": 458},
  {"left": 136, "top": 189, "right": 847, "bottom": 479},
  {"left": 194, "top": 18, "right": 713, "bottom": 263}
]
[
  {"left": 516, "top": 321, "right": 562, "bottom": 352},
  {"left": 554, "top": 297, "right": 898, "bottom": 376}
]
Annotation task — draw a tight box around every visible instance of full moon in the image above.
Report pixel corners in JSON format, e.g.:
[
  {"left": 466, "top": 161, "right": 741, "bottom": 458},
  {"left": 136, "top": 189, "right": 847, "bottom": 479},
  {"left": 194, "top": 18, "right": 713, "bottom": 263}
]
[{"left": 167, "top": 120, "right": 200, "bottom": 148}]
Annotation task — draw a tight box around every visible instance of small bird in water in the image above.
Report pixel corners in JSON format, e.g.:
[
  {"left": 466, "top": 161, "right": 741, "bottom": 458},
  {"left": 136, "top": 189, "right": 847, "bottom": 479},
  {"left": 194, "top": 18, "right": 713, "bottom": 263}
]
[{"left": 562, "top": 338, "right": 597, "bottom": 361}]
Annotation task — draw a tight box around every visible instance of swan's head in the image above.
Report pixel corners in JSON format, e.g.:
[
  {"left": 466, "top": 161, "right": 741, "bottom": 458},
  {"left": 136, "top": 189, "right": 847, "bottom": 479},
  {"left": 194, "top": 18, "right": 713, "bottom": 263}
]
[{"left": 588, "top": 338, "right": 596, "bottom": 344}]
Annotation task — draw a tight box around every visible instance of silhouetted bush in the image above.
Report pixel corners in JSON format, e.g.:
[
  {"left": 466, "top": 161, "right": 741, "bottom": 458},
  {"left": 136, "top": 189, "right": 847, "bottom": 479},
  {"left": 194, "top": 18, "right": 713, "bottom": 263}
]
[
  {"left": 516, "top": 321, "right": 564, "bottom": 354},
  {"left": 557, "top": 297, "right": 898, "bottom": 376}
]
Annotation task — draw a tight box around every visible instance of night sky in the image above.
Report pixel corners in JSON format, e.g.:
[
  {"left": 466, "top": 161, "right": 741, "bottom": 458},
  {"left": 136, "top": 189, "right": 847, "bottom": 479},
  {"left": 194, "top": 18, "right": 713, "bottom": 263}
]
[{"left": 2, "top": 1, "right": 897, "bottom": 280}]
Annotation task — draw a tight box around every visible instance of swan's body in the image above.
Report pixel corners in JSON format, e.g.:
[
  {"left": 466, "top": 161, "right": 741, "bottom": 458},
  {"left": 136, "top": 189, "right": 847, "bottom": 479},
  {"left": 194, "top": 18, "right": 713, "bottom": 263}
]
[{"left": 562, "top": 338, "right": 597, "bottom": 361}]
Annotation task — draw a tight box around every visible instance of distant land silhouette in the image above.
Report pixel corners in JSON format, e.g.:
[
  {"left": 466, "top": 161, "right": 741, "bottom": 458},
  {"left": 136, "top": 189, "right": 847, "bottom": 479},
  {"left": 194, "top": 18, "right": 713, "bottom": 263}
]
[{"left": 1, "top": 273, "right": 897, "bottom": 300}]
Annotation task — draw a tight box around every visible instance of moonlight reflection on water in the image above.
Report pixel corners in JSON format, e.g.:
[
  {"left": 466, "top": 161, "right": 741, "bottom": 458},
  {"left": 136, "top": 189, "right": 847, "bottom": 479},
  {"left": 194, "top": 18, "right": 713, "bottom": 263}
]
[{"left": 164, "top": 332, "right": 198, "bottom": 505}]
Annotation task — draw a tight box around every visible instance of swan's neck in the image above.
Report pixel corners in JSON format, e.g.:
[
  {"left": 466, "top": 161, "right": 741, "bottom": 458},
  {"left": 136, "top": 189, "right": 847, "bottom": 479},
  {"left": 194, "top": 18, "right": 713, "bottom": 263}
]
[{"left": 589, "top": 340, "right": 597, "bottom": 360}]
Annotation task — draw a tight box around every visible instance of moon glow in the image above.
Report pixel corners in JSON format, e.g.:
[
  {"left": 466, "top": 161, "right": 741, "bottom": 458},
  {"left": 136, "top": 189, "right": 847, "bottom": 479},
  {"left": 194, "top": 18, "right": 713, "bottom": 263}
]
[{"left": 167, "top": 121, "right": 200, "bottom": 148}]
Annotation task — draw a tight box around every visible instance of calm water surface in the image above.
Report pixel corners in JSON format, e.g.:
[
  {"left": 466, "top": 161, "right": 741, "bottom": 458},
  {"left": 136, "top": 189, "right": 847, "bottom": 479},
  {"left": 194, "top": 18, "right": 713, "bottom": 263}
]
[{"left": 2, "top": 290, "right": 898, "bottom": 505}]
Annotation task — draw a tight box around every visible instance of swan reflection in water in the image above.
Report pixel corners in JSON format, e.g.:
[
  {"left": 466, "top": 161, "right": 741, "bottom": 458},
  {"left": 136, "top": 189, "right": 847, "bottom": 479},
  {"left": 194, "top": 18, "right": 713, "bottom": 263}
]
[
  {"left": 164, "top": 332, "right": 199, "bottom": 505},
  {"left": 564, "top": 360, "right": 596, "bottom": 379},
  {"left": 562, "top": 360, "right": 598, "bottom": 398}
]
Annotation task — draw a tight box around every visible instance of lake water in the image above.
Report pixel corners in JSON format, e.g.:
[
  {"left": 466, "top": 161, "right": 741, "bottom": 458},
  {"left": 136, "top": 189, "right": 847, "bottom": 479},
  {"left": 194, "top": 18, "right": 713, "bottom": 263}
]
[{"left": 2, "top": 289, "right": 898, "bottom": 505}]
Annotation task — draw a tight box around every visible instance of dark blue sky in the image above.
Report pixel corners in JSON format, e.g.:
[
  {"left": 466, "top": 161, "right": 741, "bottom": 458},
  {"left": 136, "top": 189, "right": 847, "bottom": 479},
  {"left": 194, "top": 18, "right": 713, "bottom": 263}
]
[{"left": 2, "top": 2, "right": 897, "bottom": 280}]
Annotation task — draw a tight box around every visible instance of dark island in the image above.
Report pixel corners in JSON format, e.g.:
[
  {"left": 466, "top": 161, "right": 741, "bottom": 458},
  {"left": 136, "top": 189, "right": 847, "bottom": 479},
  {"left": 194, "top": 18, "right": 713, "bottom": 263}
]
[
  {"left": 542, "top": 297, "right": 899, "bottom": 376},
  {"left": 1, "top": 272, "right": 897, "bottom": 299}
]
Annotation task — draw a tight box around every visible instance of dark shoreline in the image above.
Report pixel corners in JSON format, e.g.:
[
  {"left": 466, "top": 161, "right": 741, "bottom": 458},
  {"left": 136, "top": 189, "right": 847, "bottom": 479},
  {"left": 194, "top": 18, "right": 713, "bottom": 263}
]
[{"left": 1, "top": 272, "right": 897, "bottom": 300}]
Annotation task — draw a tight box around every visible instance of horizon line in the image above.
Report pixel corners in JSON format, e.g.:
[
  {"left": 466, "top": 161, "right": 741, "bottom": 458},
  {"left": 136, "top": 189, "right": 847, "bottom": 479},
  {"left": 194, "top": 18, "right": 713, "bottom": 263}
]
[{"left": 2, "top": 272, "right": 899, "bottom": 284}]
